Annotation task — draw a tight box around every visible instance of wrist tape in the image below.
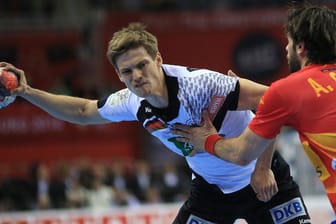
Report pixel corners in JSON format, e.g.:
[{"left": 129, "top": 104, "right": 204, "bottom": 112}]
[{"left": 204, "top": 134, "right": 222, "bottom": 156}]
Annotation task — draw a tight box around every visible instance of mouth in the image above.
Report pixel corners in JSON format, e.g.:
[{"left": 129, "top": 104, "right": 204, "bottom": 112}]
[{"left": 135, "top": 82, "right": 148, "bottom": 88}]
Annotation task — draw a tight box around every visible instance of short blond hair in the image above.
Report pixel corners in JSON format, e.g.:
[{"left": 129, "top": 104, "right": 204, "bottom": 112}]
[{"left": 106, "top": 22, "right": 159, "bottom": 69}]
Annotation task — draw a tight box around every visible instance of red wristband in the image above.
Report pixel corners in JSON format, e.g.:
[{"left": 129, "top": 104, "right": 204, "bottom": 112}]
[{"left": 204, "top": 134, "right": 222, "bottom": 156}]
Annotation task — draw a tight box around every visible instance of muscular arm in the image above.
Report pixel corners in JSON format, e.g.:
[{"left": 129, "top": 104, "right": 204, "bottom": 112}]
[
  {"left": 250, "top": 141, "right": 278, "bottom": 201},
  {"left": 215, "top": 77, "right": 271, "bottom": 164},
  {"left": 1, "top": 61, "right": 110, "bottom": 125},
  {"left": 214, "top": 127, "right": 274, "bottom": 165},
  {"left": 19, "top": 85, "right": 109, "bottom": 125},
  {"left": 237, "top": 78, "right": 268, "bottom": 110},
  {"left": 254, "top": 141, "right": 275, "bottom": 170}
]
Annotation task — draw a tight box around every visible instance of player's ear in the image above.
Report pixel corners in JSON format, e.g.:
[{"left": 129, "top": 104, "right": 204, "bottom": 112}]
[
  {"left": 156, "top": 52, "right": 163, "bottom": 66},
  {"left": 295, "top": 41, "right": 305, "bottom": 54},
  {"left": 295, "top": 41, "right": 308, "bottom": 60}
]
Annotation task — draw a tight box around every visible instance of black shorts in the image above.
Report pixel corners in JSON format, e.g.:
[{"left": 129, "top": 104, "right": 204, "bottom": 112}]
[{"left": 172, "top": 151, "right": 311, "bottom": 224}]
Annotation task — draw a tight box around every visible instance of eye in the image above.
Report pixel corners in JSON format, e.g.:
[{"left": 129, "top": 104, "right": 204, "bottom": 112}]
[
  {"left": 120, "top": 68, "right": 132, "bottom": 75},
  {"left": 137, "top": 61, "right": 147, "bottom": 69}
]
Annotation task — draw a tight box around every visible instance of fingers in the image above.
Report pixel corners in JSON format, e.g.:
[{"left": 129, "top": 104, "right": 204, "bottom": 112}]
[
  {"left": 188, "top": 149, "right": 197, "bottom": 157},
  {"left": 170, "top": 124, "right": 190, "bottom": 138},
  {"left": 175, "top": 136, "right": 189, "bottom": 143},
  {"left": 227, "top": 69, "right": 238, "bottom": 77},
  {"left": 254, "top": 185, "right": 278, "bottom": 202},
  {"left": 0, "top": 62, "right": 17, "bottom": 72},
  {"left": 0, "top": 62, "right": 13, "bottom": 67},
  {"left": 0, "top": 62, "right": 29, "bottom": 96},
  {"left": 0, "top": 62, "right": 26, "bottom": 83},
  {"left": 255, "top": 191, "right": 270, "bottom": 202}
]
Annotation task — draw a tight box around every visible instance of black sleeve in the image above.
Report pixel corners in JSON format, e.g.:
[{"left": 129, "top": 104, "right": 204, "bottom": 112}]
[
  {"left": 212, "top": 81, "right": 240, "bottom": 131},
  {"left": 97, "top": 97, "right": 108, "bottom": 109}
]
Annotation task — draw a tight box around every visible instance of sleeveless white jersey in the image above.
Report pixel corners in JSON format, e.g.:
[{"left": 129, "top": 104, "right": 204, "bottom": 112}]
[{"left": 98, "top": 64, "right": 257, "bottom": 193}]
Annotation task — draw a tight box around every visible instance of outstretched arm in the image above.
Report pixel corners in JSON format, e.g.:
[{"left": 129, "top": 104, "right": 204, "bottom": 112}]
[{"left": 1, "top": 62, "right": 109, "bottom": 125}]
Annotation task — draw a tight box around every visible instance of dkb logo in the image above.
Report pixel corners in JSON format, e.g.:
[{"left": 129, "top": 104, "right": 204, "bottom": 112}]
[
  {"left": 270, "top": 197, "right": 307, "bottom": 224},
  {"left": 186, "top": 214, "right": 216, "bottom": 224}
]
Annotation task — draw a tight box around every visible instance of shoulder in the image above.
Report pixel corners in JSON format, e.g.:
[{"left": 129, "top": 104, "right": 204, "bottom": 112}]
[
  {"left": 98, "top": 88, "right": 140, "bottom": 121},
  {"left": 163, "top": 64, "right": 238, "bottom": 86},
  {"left": 162, "top": 64, "right": 217, "bottom": 77},
  {"left": 98, "top": 88, "right": 135, "bottom": 109},
  {"left": 267, "top": 74, "right": 298, "bottom": 99}
]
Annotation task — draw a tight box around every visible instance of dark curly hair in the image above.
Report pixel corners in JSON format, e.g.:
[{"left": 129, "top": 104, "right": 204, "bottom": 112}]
[{"left": 284, "top": 4, "right": 336, "bottom": 64}]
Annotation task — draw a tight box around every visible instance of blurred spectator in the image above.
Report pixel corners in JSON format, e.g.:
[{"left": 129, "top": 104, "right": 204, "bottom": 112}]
[
  {"left": 84, "top": 171, "right": 115, "bottom": 209},
  {"left": 113, "top": 188, "right": 140, "bottom": 206},
  {"left": 0, "top": 174, "right": 32, "bottom": 211},
  {"left": 159, "top": 162, "right": 189, "bottom": 203},
  {"left": 77, "top": 158, "right": 95, "bottom": 190},
  {"left": 65, "top": 175, "right": 87, "bottom": 208},
  {"left": 48, "top": 161, "right": 68, "bottom": 209},
  {"left": 128, "top": 160, "right": 158, "bottom": 203},
  {"left": 29, "top": 162, "right": 51, "bottom": 209},
  {"left": 145, "top": 186, "right": 163, "bottom": 204},
  {"left": 106, "top": 161, "right": 130, "bottom": 191}
]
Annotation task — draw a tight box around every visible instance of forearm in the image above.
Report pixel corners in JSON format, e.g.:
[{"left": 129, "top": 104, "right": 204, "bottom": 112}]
[
  {"left": 212, "top": 128, "right": 273, "bottom": 165},
  {"left": 19, "top": 85, "right": 96, "bottom": 124},
  {"left": 254, "top": 141, "right": 276, "bottom": 170},
  {"left": 212, "top": 138, "right": 255, "bottom": 165}
]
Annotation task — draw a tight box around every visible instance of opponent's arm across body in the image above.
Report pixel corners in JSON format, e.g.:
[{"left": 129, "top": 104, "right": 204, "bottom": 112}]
[
  {"left": 173, "top": 76, "right": 277, "bottom": 201},
  {"left": 172, "top": 76, "right": 273, "bottom": 165},
  {"left": 225, "top": 77, "right": 277, "bottom": 200}
]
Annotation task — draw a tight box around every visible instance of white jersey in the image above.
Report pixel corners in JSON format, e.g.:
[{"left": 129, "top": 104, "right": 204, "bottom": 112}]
[{"left": 98, "top": 64, "right": 257, "bottom": 193}]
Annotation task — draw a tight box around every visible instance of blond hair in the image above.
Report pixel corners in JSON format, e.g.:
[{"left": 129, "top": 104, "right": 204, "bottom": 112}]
[{"left": 106, "top": 22, "right": 159, "bottom": 69}]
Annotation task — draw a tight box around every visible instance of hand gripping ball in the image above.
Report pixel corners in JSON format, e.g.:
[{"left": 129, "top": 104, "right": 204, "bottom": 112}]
[{"left": 0, "top": 68, "right": 18, "bottom": 109}]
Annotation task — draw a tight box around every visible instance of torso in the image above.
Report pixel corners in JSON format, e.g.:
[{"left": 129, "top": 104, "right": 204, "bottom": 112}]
[{"left": 98, "top": 64, "right": 257, "bottom": 193}]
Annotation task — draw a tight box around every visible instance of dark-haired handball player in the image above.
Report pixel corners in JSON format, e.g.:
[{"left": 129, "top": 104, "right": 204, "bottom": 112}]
[
  {"left": 2, "top": 21, "right": 310, "bottom": 223},
  {"left": 172, "top": 4, "right": 336, "bottom": 224}
]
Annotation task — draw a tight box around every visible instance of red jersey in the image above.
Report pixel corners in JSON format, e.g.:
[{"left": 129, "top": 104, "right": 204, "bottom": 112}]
[{"left": 249, "top": 64, "right": 336, "bottom": 213}]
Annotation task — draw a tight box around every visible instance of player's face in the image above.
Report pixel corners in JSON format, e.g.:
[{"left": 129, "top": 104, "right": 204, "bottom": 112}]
[
  {"left": 115, "top": 46, "right": 164, "bottom": 98},
  {"left": 286, "top": 35, "right": 302, "bottom": 73}
]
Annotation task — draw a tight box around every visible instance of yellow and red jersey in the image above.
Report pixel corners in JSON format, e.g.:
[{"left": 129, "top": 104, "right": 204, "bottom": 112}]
[{"left": 250, "top": 64, "right": 336, "bottom": 213}]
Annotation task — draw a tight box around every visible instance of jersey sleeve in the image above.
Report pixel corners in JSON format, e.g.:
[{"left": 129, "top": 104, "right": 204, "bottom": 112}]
[
  {"left": 178, "top": 70, "right": 239, "bottom": 124},
  {"left": 97, "top": 88, "right": 137, "bottom": 122},
  {"left": 180, "top": 70, "right": 239, "bottom": 124},
  {"left": 248, "top": 82, "right": 292, "bottom": 139}
]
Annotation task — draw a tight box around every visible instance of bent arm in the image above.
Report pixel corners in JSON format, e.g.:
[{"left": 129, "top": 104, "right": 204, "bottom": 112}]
[
  {"left": 250, "top": 141, "right": 278, "bottom": 202},
  {"left": 254, "top": 140, "right": 275, "bottom": 169},
  {"left": 19, "top": 85, "right": 109, "bottom": 125},
  {"left": 214, "top": 127, "right": 274, "bottom": 165},
  {"left": 237, "top": 78, "right": 268, "bottom": 110}
]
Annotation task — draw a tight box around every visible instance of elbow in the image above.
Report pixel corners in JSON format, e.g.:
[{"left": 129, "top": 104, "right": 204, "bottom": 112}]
[{"left": 70, "top": 108, "right": 92, "bottom": 125}]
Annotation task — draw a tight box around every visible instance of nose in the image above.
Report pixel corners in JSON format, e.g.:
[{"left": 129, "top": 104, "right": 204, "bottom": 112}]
[{"left": 133, "top": 68, "right": 143, "bottom": 81}]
